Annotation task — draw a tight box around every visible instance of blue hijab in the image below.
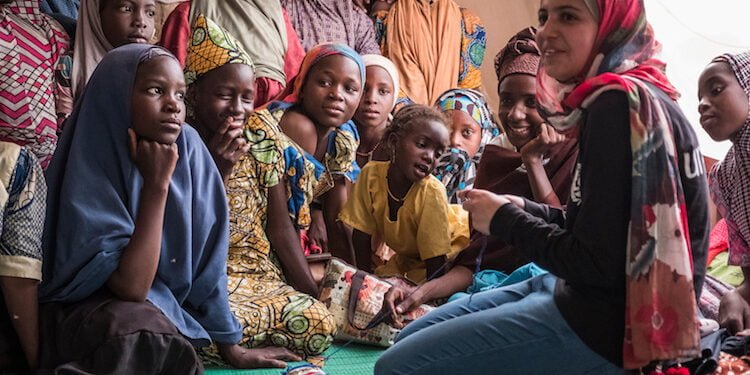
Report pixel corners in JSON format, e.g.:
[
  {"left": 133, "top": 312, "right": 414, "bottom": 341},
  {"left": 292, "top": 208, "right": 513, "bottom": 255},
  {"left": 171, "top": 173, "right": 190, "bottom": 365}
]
[{"left": 40, "top": 44, "right": 242, "bottom": 347}]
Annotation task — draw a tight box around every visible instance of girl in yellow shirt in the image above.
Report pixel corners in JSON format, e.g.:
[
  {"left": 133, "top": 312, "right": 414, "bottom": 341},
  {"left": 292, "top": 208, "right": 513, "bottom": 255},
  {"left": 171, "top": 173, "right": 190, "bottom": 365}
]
[{"left": 339, "top": 105, "right": 470, "bottom": 284}]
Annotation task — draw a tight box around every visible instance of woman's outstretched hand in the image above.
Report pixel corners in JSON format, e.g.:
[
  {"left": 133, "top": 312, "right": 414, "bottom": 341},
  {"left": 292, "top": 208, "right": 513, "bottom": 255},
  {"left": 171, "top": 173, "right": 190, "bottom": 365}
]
[{"left": 458, "top": 189, "right": 512, "bottom": 235}]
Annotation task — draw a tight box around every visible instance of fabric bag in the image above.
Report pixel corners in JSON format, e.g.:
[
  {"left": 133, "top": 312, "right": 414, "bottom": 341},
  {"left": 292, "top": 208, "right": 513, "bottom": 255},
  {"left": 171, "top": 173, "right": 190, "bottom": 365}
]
[{"left": 318, "top": 258, "right": 433, "bottom": 347}]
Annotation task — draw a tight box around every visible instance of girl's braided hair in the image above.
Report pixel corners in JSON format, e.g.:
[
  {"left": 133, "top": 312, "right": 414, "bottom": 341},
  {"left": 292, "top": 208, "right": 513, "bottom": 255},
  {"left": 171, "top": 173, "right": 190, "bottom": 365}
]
[{"left": 383, "top": 104, "right": 448, "bottom": 154}]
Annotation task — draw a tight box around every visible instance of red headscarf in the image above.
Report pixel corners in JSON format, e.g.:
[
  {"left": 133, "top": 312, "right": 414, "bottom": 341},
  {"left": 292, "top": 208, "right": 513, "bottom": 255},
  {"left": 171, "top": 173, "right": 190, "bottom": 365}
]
[{"left": 537, "top": 0, "right": 700, "bottom": 369}]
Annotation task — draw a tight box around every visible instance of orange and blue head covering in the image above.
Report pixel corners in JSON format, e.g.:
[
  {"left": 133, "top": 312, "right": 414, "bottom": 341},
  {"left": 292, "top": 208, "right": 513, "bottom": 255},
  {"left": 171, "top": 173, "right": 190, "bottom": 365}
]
[
  {"left": 183, "top": 14, "right": 255, "bottom": 86},
  {"left": 283, "top": 42, "right": 366, "bottom": 103}
]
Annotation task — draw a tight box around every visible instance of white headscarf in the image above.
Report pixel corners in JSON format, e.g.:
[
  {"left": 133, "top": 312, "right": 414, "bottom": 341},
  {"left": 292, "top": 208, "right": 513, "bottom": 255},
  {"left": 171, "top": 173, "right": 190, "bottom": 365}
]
[{"left": 362, "top": 54, "right": 400, "bottom": 110}]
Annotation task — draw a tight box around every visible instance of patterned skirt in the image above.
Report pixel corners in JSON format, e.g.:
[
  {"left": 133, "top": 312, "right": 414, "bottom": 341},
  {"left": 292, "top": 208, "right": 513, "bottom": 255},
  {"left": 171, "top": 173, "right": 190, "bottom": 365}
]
[{"left": 202, "top": 273, "right": 336, "bottom": 365}]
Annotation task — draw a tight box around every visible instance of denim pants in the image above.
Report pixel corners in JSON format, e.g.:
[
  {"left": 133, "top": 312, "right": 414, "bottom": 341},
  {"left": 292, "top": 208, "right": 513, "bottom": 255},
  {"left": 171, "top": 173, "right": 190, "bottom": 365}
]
[{"left": 374, "top": 274, "right": 625, "bottom": 375}]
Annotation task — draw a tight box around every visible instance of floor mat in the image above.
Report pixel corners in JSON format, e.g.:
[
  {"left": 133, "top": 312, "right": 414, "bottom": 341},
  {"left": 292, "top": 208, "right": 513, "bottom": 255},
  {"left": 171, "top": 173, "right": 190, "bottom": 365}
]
[{"left": 205, "top": 343, "right": 384, "bottom": 375}]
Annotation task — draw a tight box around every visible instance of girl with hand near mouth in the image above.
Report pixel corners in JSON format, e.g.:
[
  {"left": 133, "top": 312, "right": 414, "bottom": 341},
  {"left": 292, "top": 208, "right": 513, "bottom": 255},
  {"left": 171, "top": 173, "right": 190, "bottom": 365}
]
[
  {"left": 432, "top": 88, "right": 499, "bottom": 204},
  {"left": 353, "top": 54, "right": 399, "bottom": 169},
  {"left": 481, "top": 26, "right": 577, "bottom": 209},
  {"left": 698, "top": 51, "right": 750, "bottom": 336},
  {"left": 56, "top": 0, "right": 157, "bottom": 120},
  {"left": 39, "top": 45, "right": 253, "bottom": 374},
  {"left": 339, "top": 105, "right": 469, "bottom": 284},
  {"left": 183, "top": 15, "right": 336, "bottom": 363}
]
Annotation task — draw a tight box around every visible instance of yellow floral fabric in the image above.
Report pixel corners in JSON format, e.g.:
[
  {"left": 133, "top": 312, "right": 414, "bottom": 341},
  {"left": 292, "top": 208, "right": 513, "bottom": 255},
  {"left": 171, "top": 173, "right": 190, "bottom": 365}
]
[
  {"left": 205, "top": 105, "right": 335, "bottom": 360},
  {"left": 339, "top": 161, "right": 470, "bottom": 283}
]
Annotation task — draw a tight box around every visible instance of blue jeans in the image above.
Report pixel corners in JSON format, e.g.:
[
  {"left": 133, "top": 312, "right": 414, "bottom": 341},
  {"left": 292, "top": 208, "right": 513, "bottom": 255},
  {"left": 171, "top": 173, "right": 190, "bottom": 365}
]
[{"left": 375, "top": 274, "right": 624, "bottom": 375}]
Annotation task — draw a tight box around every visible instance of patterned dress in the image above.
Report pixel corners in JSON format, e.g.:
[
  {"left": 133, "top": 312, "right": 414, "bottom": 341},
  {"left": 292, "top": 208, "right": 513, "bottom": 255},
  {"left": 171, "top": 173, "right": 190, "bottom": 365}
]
[
  {"left": 372, "top": 7, "right": 485, "bottom": 97},
  {"left": 0, "top": 1, "right": 69, "bottom": 168},
  {"left": 208, "top": 102, "right": 358, "bottom": 360}
]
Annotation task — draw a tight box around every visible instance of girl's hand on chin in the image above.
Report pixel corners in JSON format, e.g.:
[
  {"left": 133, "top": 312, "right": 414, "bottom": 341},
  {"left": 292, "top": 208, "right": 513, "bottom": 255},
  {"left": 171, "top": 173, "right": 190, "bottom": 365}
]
[
  {"left": 128, "top": 128, "right": 178, "bottom": 190},
  {"left": 520, "top": 123, "right": 565, "bottom": 163}
]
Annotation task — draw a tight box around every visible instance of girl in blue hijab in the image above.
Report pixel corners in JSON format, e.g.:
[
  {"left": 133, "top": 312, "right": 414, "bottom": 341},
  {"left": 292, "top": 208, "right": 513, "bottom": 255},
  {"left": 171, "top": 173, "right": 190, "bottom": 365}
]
[{"left": 38, "top": 44, "right": 297, "bottom": 372}]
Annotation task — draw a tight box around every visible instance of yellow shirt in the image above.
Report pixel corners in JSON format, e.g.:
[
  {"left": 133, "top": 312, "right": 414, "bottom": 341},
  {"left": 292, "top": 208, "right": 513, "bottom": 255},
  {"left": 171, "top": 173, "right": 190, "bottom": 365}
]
[{"left": 339, "top": 161, "right": 469, "bottom": 283}]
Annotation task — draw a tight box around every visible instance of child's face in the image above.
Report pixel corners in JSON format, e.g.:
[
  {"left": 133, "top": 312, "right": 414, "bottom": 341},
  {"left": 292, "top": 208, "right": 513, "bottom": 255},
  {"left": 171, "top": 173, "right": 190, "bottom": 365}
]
[
  {"left": 354, "top": 66, "right": 394, "bottom": 129},
  {"left": 391, "top": 120, "right": 449, "bottom": 183},
  {"left": 498, "top": 74, "right": 545, "bottom": 150},
  {"left": 536, "top": 0, "right": 598, "bottom": 83},
  {"left": 698, "top": 61, "right": 749, "bottom": 142},
  {"left": 300, "top": 54, "right": 362, "bottom": 129},
  {"left": 190, "top": 64, "right": 256, "bottom": 135},
  {"left": 100, "top": 0, "right": 156, "bottom": 48},
  {"left": 131, "top": 56, "right": 186, "bottom": 144},
  {"left": 446, "top": 110, "right": 483, "bottom": 159}
]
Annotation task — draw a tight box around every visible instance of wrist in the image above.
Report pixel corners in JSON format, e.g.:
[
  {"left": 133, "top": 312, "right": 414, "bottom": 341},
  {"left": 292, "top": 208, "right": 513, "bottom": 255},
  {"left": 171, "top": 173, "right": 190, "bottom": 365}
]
[
  {"left": 521, "top": 152, "right": 542, "bottom": 164},
  {"left": 141, "top": 181, "right": 170, "bottom": 194},
  {"left": 310, "top": 200, "right": 323, "bottom": 211},
  {"left": 217, "top": 343, "right": 240, "bottom": 362}
]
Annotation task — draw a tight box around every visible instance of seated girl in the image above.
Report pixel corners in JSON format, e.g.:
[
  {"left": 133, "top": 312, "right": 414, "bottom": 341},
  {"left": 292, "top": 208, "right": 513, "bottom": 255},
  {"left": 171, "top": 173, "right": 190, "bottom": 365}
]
[
  {"left": 698, "top": 51, "right": 750, "bottom": 335},
  {"left": 0, "top": 143, "right": 45, "bottom": 372},
  {"left": 382, "top": 27, "right": 578, "bottom": 318},
  {"left": 182, "top": 15, "right": 336, "bottom": 360},
  {"left": 432, "top": 88, "right": 499, "bottom": 204},
  {"left": 354, "top": 54, "right": 399, "bottom": 169},
  {"left": 353, "top": 54, "right": 400, "bottom": 266},
  {"left": 39, "top": 44, "right": 298, "bottom": 372},
  {"left": 339, "top": 104, "right": 469, "bottom": 284},
  {"left": 56, "top": 0, "right": 157, "bottom": 119},
  {"left": 271, "top": 43, "right": 363, "bottom": 262}
]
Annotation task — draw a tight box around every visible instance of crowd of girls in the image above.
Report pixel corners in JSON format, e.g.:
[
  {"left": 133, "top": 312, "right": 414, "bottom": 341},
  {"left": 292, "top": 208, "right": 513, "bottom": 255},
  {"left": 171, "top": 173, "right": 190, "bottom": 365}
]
[{"left": 0, "top": 0, "right": 747, "bottom": 374}]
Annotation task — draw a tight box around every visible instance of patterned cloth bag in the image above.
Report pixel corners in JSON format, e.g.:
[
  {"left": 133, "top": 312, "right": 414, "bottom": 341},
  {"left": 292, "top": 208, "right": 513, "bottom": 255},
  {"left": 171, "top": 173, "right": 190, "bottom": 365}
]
[{"left": 318, "top": 258, "right": 433, "bottom": 347}]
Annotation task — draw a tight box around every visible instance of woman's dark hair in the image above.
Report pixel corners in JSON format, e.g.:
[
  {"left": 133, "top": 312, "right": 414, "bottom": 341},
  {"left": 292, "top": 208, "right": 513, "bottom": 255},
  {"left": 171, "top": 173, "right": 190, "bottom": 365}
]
[{"left": 383, "top": 104, "right": 447, "bottom": 154}]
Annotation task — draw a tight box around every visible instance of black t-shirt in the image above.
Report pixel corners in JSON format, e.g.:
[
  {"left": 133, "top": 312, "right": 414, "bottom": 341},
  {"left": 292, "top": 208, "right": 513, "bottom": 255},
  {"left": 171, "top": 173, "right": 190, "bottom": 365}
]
[{"left": 489, "top": 88, "right": 709, "bottom": 366}]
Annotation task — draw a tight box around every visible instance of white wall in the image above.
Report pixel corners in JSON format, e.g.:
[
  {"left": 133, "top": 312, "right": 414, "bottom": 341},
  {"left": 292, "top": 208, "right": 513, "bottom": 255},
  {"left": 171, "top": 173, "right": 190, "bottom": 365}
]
[
  {"left": 454, "top": 0, "right": 750, "bottom": 160},
  {"left": 645, "top": 0, "right": 750, "bottom": 160}
]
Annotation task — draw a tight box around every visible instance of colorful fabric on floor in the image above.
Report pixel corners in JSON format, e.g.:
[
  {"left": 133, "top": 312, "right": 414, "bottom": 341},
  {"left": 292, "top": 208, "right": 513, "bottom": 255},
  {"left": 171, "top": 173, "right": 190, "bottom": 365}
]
[
  {"left": 448, "top": 263, "right": 547, "bottom": 302},
  {"left": 0, "top": 0, "right": 68, "bottom": 167}
]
